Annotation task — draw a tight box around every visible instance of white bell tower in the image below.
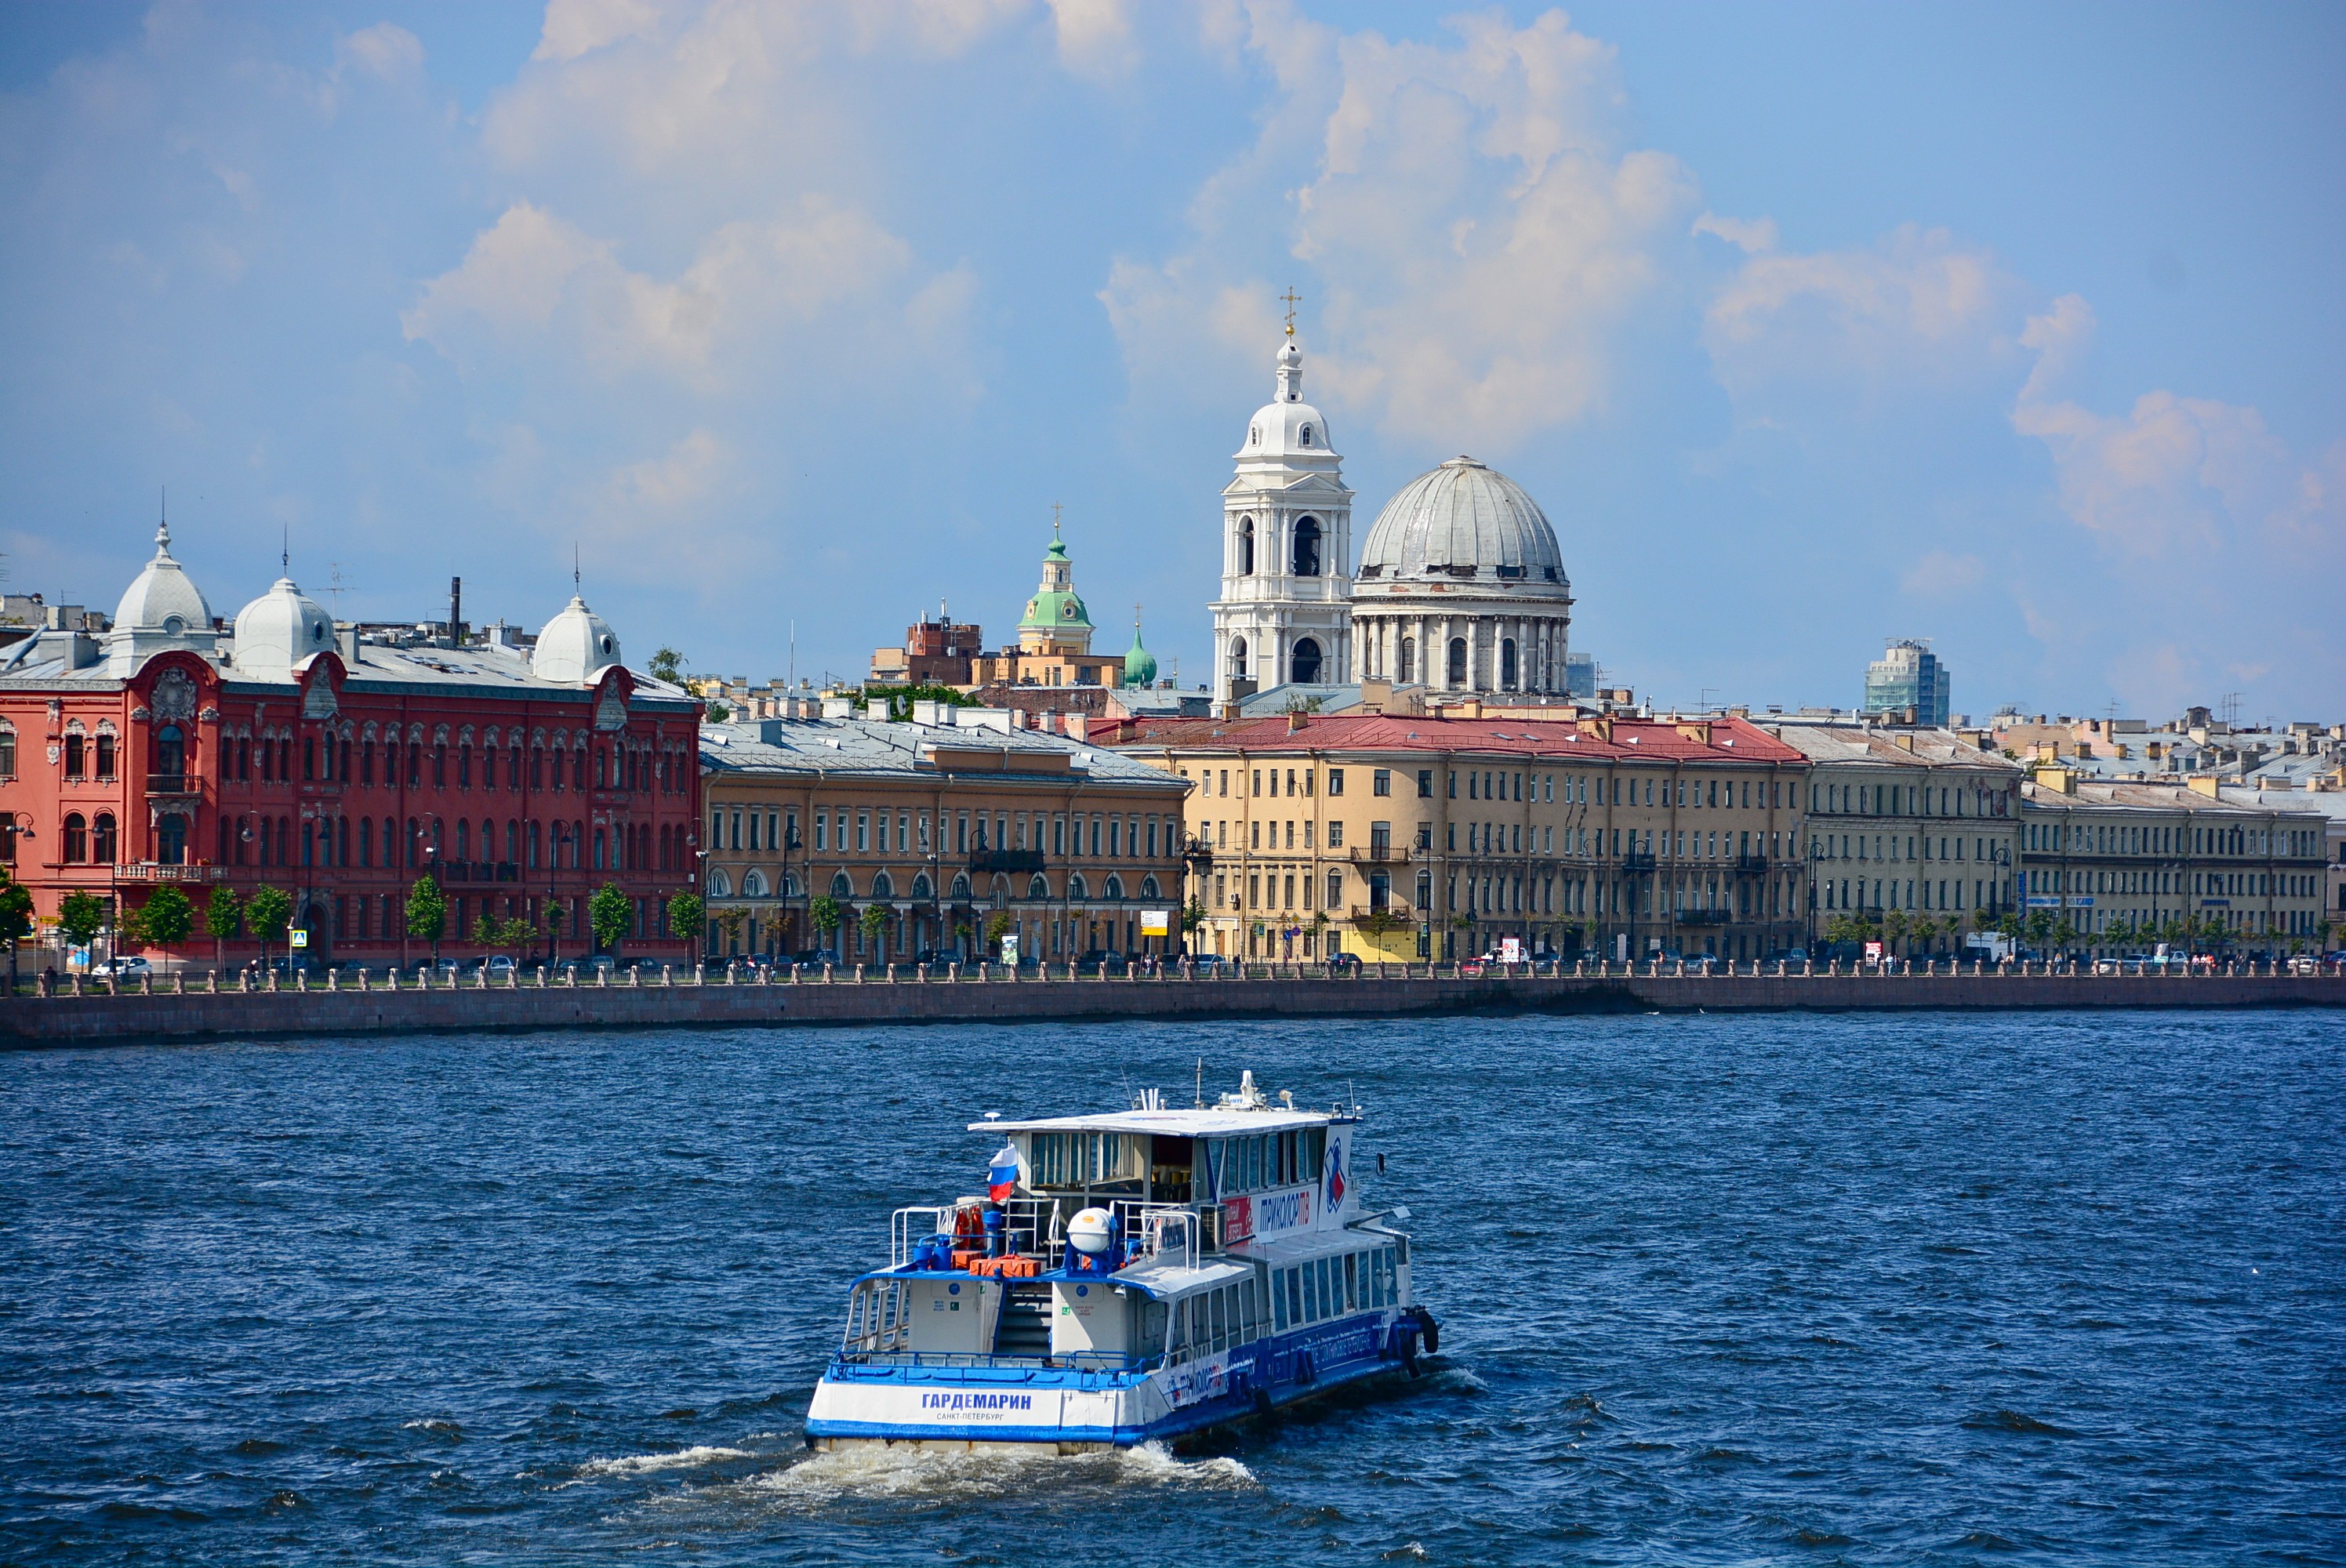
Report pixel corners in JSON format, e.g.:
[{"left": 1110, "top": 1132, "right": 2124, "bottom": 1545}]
[{"left": 1209, "top": 319, "right": 1354, "bottom": 702}]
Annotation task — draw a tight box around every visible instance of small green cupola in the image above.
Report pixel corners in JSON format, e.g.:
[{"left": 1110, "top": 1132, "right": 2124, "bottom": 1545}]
[{"left": 1124, "top": 612, "right": 1158, "bottom": 688}]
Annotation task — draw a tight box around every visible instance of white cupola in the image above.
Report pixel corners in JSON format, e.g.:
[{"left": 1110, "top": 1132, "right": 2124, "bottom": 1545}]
[
  {"left": 103, "top": 519, "right": 220, "bottom": 675},
  {"left": 532, "top": 593, "right": 620, "bottom": 685},
  {"left": 231, "top": 574, "right": 335, "bottom": 680}
]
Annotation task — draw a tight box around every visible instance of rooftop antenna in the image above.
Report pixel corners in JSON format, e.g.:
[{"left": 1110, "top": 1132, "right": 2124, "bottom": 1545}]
[
  {"left": 281, "top": 524, "right": 289, "bottom": 579},
  {"left": 572, "top": 543, "right": 581, "bottom": 592},
  {"left": 1281, "top": 285, "right": 1301, "bottom": 336},
  {"left": 325, "top": 561, "right": 351, "bottom": 617}
]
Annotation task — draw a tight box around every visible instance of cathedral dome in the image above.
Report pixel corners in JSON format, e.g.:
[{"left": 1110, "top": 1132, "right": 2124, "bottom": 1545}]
[
  {"left": 231, "top": 575, "right": 334, "bottom": 677},
  {"left": 1356, "top": 456, "right": 1567, "bottom": 595},
  {"left": 113, "top": 522, "right": 213, "bottom": 636},
  {"left": 532, "top": 593, "right": 621, "bottom": 685}
]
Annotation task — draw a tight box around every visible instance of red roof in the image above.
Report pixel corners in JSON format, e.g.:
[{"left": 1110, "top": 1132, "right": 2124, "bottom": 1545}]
[{"left": 1097, "top": 712, "right": 1803, "bottom": 764}]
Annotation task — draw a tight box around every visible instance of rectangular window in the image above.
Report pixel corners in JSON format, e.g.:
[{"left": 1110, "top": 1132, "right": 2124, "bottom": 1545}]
[
  {"left": 856, "top": 812, "right": 870, "bottom": 852},
  {"left": 1327, "top": 768, "right": 1345, "bottom": 797},
  {"left": 1280, "top": 1270, "right": 1296, "bottom": 1330},
  {"left": 1301, "top": 1261, "right": 1319, "bottom": 1323},
  {"left": 1109, "top": 818, "right": 1121, "bottom": 858}
]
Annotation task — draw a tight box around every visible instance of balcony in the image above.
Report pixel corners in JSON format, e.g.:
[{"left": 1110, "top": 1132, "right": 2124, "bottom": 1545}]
[
  {"left": 1735, "top": 853, "right": 1768, "bottom": 873},
  {"left": 114, "top": 862, "right": 227, "bottom": 882},
  {"left": 968, "top": 848, "right": 1044, "bottom": 874},
  {"left": 1348, "top": 844, "right": 1413, "bottom": 865},
  {"left": 1180, "top": 836, "right": 1215, "bottom": 865},
  {"left": 1348, "top": 902, "right": 1414, "bottom": 929},
  {"left": 146, "top": 774, "right": 200, "bottom": 798},
  {"left": 1622, "top": 851, "right": 1656, "bottom": 873}
]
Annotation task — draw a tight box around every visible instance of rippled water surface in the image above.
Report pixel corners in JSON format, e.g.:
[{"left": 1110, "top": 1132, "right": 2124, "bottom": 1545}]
[{"left": 2, "top": 1011, "right": 2342, "bottom": 1565}]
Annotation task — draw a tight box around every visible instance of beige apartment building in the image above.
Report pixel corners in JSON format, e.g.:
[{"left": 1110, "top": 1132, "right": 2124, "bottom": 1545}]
[
  {"left": 1767, "top": 720, "right": 2025, "bottom": 946},
  {"left": 1102, "top": 710, "right": 1812, "bottom": 963},
  {"left": 2020, "top": 771, "right": 2328, "bottom": 953},
  {"left": 699, "top": 712, "right": 1188, "bottom": 963}
]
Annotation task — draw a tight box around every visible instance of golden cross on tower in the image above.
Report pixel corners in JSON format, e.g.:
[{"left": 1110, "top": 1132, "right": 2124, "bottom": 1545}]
[
  {"left": 1051, "top": 500, "right": 1063, "bottom": 537},
  {"left": 1280, "top": 287, "right": 1301, "bottom": 336}
]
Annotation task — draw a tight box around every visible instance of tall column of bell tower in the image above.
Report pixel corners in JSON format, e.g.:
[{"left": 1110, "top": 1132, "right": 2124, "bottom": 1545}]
[{"left": 1209, "top": 330, "right": 1353, "bottom": 704}]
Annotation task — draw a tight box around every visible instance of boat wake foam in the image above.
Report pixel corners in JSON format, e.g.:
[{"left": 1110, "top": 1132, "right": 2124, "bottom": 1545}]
[
  {"left": 752, "top": 1440, "right": 1256, "bottom": 1508},
  {"left": 572, "top": 1446, "right": 754, "bottom": 1482}
]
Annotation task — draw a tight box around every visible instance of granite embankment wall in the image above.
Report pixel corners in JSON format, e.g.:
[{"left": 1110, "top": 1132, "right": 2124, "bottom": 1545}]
[{"left": 3, "top": 970, "right": 2341, "bottom": 1047}]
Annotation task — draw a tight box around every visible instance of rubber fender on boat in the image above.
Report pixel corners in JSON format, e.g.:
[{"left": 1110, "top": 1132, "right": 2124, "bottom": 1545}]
[
  {"left": 1410, "top": 1305, "right": 1440, "bottom": 1356},
  {"left": 1253, "top": 1385, "right": 1274, "bottom": 1415}
]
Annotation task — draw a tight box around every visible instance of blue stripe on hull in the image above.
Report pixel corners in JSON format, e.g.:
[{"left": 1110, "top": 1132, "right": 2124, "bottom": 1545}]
[{"left": 808, "top": 1311, "right": 1408, "bottom": 1449}]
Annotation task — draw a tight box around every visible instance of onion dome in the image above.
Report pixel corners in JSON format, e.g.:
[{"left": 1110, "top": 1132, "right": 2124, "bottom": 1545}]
[
  {"left": 1356, "top": 456, "right": 1568, "bottom": 593},
  {"left": 1123, "top": 622, "right": 1157, "bottom": 688},
  {"left": 231, "top": 574, "right": 334, "bottom": 677},
  {"left": 113, "top": 521, "right": 213, "bottom": 637},
  {"left": 531, "top": 593, "right": 621, "bottom": 684}
]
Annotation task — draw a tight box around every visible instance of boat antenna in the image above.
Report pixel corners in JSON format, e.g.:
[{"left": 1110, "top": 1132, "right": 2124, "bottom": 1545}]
[{"left": 1195, "top": 1056, "right": 1204, "bottom": 1109}]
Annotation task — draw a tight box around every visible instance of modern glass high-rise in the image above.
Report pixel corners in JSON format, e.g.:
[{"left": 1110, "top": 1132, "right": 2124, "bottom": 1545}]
[{"left": 1862, "top": 639, "right": 1948, "bottom": 725}]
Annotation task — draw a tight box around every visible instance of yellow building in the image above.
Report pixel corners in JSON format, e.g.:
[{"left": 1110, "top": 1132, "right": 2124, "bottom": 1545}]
[{"left": 1102, "top": 710, "right": 1812, "bottom": 964}]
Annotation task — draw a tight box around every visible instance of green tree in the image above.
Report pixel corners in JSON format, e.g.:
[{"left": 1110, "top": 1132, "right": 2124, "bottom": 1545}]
[
  {"left": 648, "top": 647, "right": 686, "bottom": 684},
  {"left": 57, "top": 889, "right": 107, "bottom": 956},
  {"left": 705, "top": 700, "right": 732, "bottom": 723},
  {"left": 666, "top": 891, "right": 705, "bottom": 960},
  {"left": 133, "top": 886, "right": 195, "bottom": 970},
  {"left": 1180, "top": 899, "right": 1207, "bottom": 934},
  {"left": 588, "top": 883, "right": 632, "bottom": 957},
  {"left": 809, "top": 893, "right": 844, "bottom": 947},
  {"left": 203, "top": 886, "right": 243, "bottom": 971},
  {"left": 1910, "top": 914, "right": 1940, "bottom": 955},
  {"left": 859, "top": 682, "right": 975, "bottom": 720},
  {"left": 0, "top": 866, "right": 33, "bottom": 990},
  {"left": 983, "top": 909, "right": 1012, "bottom": 955},
  {"left": 404, "top": 877, "right": 448, "bottom": 961},
  {"left": 859, "top": 902, "right": 890, "bottom": 955},
  {"left": 713, "top": 905, "right": 749, "bottom": 956},
  {"left": 1880, "top": 907, "right": 1909, "bottom": 956},
  {"left": 246, "top": 886, "right": 293, "bottom": 967}
]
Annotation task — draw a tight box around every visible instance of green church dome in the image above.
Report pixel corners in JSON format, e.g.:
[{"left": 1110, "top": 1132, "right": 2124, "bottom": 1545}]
[{"left": 1124, "top": 625, "right": 1158, "bottom": 688}]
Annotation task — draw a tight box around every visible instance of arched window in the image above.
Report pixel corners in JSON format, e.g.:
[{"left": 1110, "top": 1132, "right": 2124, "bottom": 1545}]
[
  {"left": 1292, "top": 516, "right": 1321, "bottom": 576},
  {"left": 870, "top": 871, "right": 895, "bottom": 899},
  {"left": 830, "top": 872, "right": 853, "bottom": 898},
  {"left": 1291, "top": 637, "right": 1323, "bottom": 684},
  {"left": 1398, "top": 637, "right": 1416, "bottom": 684},
  {"left": 457, "top": 820, "right": 471, "bottom": 862},
  {"left": 742, "top": 869, "right": 768, "bottom": 898},
  {"left": 910, "top": 873, "right": 932, "bottom": 900},
  {"left": 1248, "top": 424, "right": 1259, "bottom": 446},
  {"left": 950, "top": 873, "right": 972, "bottom": 900},
  {"left": 1299, "top": 424, "right": 1313, "bottom": 447},
  {"left": 1500, "top": 638, "right": 1518, "bottom": 690},
  {"left": 1066, "top": 872, "right": 1088, "bottom": 899},
  {"left": 91, "top": 813, "right": 118, "bottom": 865},
  {"left": 1447, "top": 637, "right": 1468, "bottom": 686},
  {"left": 1103, "top": 873, "right": 1125, "bottom": 901},
  {"left": 784, "top": 872, "right": 803, "bottom": 898},
  {"left": 63, "top": 813, "right": 88, "bottom": 863},
  {"left": 155, "top": 724, "right": 184, "bottom": 781},
  {"left": 1141, "top": 874, "right": 1161, "bottom": 899},
  {"left": 1237, "top": 516, "right": 1255, "bottom": 575},
  {"left": 707, "top": 868, "right": 732, "bottom": 898},
  {"left": 1028, "top": 873, "right": 1049, "bottom": 900},
  {"left": 1229, "top": 637, "right": 1249, "bottom": 680}
]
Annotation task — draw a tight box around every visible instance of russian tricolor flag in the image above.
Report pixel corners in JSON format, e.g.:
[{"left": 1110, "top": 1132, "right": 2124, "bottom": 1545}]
[{"left": 987, "top": 1143, "right": 1019, "bottom": 1202}]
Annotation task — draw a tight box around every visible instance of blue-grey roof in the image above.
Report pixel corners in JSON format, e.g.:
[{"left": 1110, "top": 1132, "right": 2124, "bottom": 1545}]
[{"left": 699, "top": 716, "right": 1189, "bottom": 792}]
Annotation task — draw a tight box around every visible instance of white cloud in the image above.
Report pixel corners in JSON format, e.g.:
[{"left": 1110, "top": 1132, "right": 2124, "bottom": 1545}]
[
  {"left": 1703, "top": 223, "right": 2018, "bottom": 401},
  {"left": 335, "top": 21, "right": 426, "bottom": 82},
  {"left": 1690, "top": 212, "right": 1774, "bottom": 253},
  {"left": 1048, "top": 0, "right": 1139, "bottom": 79},
  {"left": 2014, "top": 293, "right": 2343, "bottom": 561},
  {"left": 533, "top": 0, "right": 666, "bottom": 63},
  {"left": 402, "top": 196, "right": 915, "bottom": 389},
  {"left": 1103, "top": 6, "right": 1695, "bottom": 450}
]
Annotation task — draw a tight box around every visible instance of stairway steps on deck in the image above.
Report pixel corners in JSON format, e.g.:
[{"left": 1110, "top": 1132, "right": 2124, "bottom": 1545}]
[{"left": 992, "top": 1284, "right": 1054, "bottom": 1358}]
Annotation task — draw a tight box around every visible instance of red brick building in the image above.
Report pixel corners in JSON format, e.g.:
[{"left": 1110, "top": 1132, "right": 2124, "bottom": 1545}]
[{"left": 0, "top": 525, "right": 701, "bottom": 971}]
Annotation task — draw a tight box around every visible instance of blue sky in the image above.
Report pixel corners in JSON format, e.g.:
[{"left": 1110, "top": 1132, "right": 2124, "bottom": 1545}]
[{"left": 3, "top": 1, "right": 2340, "bottom": 724}]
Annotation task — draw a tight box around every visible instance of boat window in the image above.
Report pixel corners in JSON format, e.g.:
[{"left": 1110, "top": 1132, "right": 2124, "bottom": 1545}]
[
  {"left": 1211, "top": 1290, "right": 1227, "bottom": 1352},
  {"left": 1273, "top": 1271, "right": 1289, "bottom": 1331},
  {"left": 1302, "top": 1261, "right": 1320, "bottom": 1323},
  {"left": 1316, "top": 1257, "right": 1335, "bottom": 1318},
  {"left": 1240, "top": 1278, "right": 1259, "bottom": 1341},
  {"left": 1027, "top": 1131, "right": 1142, "bottom": 1188},
  {"left": 1344, "top": 1252, "right": 1359, "bottom": 1312}
]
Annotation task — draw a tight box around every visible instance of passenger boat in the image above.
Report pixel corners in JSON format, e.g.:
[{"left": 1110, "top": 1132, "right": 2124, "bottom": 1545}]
[{"left": 804, "top": 1072, "right": 1438, "bottom": 1452}]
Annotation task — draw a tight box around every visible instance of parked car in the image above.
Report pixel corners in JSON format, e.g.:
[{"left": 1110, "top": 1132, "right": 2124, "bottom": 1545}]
[
  {"left": 93, "top": 956, "right": 153, "bottom": 978},
  {"left": 482, "top": 956, "right": 517, "bottom": 980},
  {"left": 913, "top": 948, "right": 961, "bottom": 966},
  {"left": 1325, "top": 952, "right": 1362, "bottom": 973},
  {"left": 1186, "top": 953, "right": 1230, "bottom": 973},
  {"left": 790, "top": 949, "right": 843, "bottom": 969},
  {"left": 1072, "top": 949, "right": 1126, "bottom": 974}
]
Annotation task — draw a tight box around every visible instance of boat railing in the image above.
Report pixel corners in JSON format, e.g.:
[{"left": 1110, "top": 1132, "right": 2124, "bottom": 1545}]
[
  {"left": 839, "top": 1277, "right": 914, "bottom": 1356},
  {"left": 833, "top": 1348, "right": 1160, "bottom": 1374},
  {"left": 892, "top": 1196, "right": 1200, "bottom": 1273}
]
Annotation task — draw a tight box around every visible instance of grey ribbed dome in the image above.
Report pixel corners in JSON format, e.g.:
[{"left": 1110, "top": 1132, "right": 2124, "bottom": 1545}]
[{"left": 1356, "top": 456, "right": 1567, "bottom": 592}]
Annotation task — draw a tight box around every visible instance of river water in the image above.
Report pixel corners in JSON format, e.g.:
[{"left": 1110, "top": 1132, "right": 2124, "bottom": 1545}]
[{"left": 2, "top": 1011, "right": 2340, "bottom": 1566}]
